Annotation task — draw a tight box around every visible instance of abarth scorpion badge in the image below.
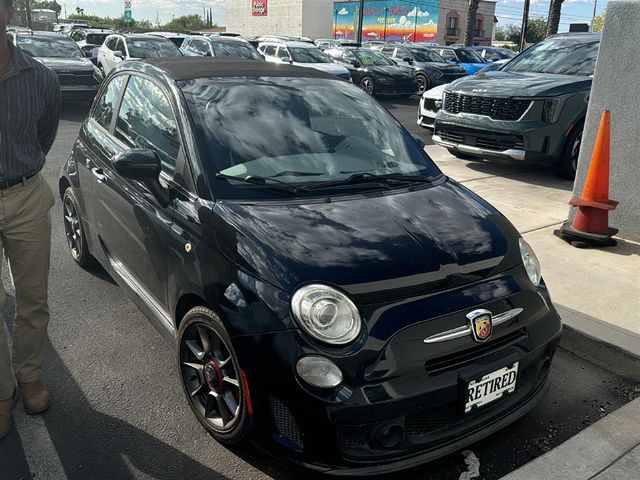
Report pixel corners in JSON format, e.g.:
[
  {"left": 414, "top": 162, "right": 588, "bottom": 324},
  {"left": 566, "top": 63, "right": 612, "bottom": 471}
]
[{"left": 466, "top": 309, "right": 493, "bottom": 342}]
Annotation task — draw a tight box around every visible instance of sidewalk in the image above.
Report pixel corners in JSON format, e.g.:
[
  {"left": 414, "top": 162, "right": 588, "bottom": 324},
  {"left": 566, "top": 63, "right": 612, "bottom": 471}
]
[{"left": 426, "top": 144, "right": 640, "bottom": 478}]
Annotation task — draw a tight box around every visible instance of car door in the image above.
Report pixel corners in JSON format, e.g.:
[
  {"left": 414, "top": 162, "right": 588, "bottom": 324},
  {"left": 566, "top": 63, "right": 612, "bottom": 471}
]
[{"left": 92, "top": 74, "right": 181, "bottom": 320}]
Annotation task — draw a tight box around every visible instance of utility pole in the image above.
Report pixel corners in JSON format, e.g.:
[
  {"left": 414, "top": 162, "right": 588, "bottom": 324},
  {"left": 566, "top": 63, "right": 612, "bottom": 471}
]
[
  {"left": 519, "top": 0, "right": 530, "bottom": 51},
  {"left": 356, "top": 0, "right": 364, "bottom": 44},
  {"left": 591, "top": 0, "right": 598, "bottom": 31},
  {"left": 25, "top": 0, "right": 33, "bottom": 30}
]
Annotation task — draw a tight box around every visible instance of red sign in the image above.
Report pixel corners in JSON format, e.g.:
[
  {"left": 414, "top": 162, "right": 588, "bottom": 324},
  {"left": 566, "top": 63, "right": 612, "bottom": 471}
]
[{"left": 252, "top": 0, "right": 268, "bottom": 16}]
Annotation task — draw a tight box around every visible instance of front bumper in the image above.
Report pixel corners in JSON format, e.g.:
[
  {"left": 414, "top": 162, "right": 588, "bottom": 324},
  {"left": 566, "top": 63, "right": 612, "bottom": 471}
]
[
  {"left": 433, "top": 133, "right": 526, "bottom": 160},
  {"left": 233, "top": 267, "right": 562, "bottom": 474}
]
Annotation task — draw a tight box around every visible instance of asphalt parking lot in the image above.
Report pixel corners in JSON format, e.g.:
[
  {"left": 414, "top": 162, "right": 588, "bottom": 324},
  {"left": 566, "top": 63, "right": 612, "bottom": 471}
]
[{"left": 1, "top": 99, "right": 638, "bottom": 480}]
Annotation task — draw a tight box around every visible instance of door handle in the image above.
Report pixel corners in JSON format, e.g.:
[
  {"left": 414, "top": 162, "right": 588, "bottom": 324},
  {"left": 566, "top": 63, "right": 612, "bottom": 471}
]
[{"left": 91, "top": 167, "right": 106, "bottom": 183}]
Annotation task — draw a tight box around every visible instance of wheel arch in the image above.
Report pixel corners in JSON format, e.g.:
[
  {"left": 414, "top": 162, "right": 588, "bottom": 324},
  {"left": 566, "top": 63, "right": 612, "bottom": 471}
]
[{"left": 59, "top": 176, "right": 72, "bottom": 200}]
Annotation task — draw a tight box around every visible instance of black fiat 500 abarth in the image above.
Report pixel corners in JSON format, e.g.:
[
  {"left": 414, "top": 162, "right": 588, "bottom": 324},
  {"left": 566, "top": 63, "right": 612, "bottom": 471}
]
[{"left": 60, "top": 58, "right": 562, "bottom": 475}]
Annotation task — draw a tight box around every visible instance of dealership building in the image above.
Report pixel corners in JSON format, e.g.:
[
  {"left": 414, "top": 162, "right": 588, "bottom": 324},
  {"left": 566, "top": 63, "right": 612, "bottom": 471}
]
[{"left": 226, "top": 0, "right": 497, "bottom": 45}]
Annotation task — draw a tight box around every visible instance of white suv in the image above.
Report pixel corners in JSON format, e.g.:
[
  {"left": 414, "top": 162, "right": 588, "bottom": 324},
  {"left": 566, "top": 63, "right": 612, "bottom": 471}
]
[
  {"left": 97, "top": 34, "right": 182, "bottom": 75},
  {"left": 257, "top": 41, "right": 351, "bottom": 81}
]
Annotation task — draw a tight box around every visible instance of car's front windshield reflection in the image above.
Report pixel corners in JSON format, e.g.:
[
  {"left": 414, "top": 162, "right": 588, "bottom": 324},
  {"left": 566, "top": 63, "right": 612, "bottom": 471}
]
[{"left": 181, "top": 77, "right": 441, "bottom": 199}]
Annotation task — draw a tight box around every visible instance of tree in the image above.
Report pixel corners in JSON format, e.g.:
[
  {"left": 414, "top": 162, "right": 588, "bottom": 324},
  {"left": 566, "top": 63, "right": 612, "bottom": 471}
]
[
  {"left": 592, "top": 14, "right": 605, "bottom": 32},
  {"left": 75, "top": 7, "right": 84, "bottom": 16},
  {"left": 496, "top": 17, "right": 548, "bottom": 46},
  {"left": 162, "top": 14, "right": 208, "bottom": 32},
  {"left": 464, "top": 0, "right": 479, "bottom": 47},
  {"left": 547, "top": 0, "right": 565, "bottom": 36}
]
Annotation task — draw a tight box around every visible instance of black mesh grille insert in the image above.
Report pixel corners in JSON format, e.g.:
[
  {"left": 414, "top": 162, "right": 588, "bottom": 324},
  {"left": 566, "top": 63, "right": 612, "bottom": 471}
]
[
  {"left": 444, "top": 92, "right": 531, "bottom": 120},
  {"left": 337, "top": 425, "right": 369, "bottom": 448},
  {"left": 270, "top": 397, "right": 303, "bottom": 449}
]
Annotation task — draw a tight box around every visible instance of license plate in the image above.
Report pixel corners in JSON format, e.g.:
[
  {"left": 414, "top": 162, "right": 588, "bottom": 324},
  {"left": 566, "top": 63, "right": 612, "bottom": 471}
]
[{"left": 464, "top": 362, "right": 519, "bottom": 413}]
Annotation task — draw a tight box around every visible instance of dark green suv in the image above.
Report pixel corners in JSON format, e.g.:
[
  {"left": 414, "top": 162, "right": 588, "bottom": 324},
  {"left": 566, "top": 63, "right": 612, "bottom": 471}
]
[{"left": 433, "top": 33, "right": 600, "bottom": 179}]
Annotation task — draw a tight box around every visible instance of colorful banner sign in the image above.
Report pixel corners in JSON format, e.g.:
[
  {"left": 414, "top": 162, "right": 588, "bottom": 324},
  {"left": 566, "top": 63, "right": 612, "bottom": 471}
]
[
  {"left": 333, "top": 0, "right": 438, "bottom": 43},
  {"left": 252, "top": 0, "right": 268, "bottom": 16}
]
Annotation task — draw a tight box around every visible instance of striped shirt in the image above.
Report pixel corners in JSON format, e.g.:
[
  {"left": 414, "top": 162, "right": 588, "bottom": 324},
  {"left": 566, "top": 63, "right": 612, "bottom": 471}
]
[{"left": 0, "top": 42, "right": 61, "bottom": 180}]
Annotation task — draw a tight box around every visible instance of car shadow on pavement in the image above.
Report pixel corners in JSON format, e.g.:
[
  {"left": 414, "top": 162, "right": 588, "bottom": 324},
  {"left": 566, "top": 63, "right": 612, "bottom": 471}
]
[
  {"left": 1, "top": 295, "right": 232, "bottom": 480},
  {"left": 463, "top": 159, "right": 575, "bottom": 191},
  {"left": 61, "top": 101, "right": 91, "bottom": 123}
]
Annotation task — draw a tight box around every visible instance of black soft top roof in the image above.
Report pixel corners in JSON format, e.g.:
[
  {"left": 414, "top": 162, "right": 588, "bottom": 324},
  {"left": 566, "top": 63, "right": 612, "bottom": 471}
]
[{"left": 143, "top": 57, "right": 338, "bottom": 81}]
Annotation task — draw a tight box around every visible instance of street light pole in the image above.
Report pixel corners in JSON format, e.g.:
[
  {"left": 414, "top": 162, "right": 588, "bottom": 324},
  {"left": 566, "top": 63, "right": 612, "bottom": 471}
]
[
  {"left": 591, "top": 0, "right": 598, "bottom": 31},
  {"left": 519, "top": 0, "right": 530, "bottom": 52},
  {"left": 356, "top": 0, "right": 365, "bottom": 44}
]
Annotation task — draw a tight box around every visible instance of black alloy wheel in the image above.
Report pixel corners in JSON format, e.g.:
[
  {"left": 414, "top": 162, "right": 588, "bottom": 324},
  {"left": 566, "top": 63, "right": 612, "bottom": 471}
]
[
  {"left": 359, "top": 76, "right": 374, "bottom": 95},
  {"left": 556, "top": 124, "right": 583, "bottom": 180},
  {"left": 178, "top": 307, "right": 251, "bottom": 444},
  {"left": 416, "top": 73, "right": 430, "bottom": 95},
  {"left": 63, "top": 187, "right": 93, "bottom": 268}
]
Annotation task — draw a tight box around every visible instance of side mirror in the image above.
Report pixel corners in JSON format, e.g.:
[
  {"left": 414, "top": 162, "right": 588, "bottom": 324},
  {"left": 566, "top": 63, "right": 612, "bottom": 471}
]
[
  {"left": 403, "top": 57, "right": 414, "bottom": 64},
  {"left": 352, "top": 60, "right": 362, "bottom": 68},
  {"left": 113, "top": 149, "right": 170, "bottom": 207},
  {"left": 113, "top": 50, "right": 124, "bottom": 59},
  {"left": 84, "top": 50, "right": 92, "bottom": 58}
]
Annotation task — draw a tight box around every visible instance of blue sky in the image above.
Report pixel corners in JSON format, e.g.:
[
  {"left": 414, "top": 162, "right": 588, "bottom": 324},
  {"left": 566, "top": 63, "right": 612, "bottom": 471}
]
[{"left": 57, "top": 0, "right": 609, "bottom": 30}]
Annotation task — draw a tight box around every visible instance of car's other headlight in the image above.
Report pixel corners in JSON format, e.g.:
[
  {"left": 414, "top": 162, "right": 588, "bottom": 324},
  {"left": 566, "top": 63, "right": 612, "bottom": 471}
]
[
  {"left": 291, "top": 284, "right": 361, "bottom": 345},
  {"left": 519, "top": 238, "right": 541, "bottom": 286},
  {"left": 541, "top": 96, "right": 568, "bottom": 123}
]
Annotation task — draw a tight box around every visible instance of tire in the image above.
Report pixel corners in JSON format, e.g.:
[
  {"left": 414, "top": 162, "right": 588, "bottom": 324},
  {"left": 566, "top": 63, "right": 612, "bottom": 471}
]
[
  {"left": 62, "top": 187, "right": 95, "bottom": 268},
  {"left": 555, "top": 124, "right": 583, "bottom": 180},
  {"left": 177, "top": 307, "right": 252, "bottom": 445},
  {"left": 416, "top": 73, "right": 430, "bottom": 95},
  {"left": 447, "top": 148, "right": 479, "bottom": 160},
  {"left": 359, "top": 76, "right": 374, "bottom": 95}
]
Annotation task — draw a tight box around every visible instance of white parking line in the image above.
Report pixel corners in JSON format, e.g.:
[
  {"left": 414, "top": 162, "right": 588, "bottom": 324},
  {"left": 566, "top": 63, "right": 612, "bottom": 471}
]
[
  {"left": 12, "top": 409, "right": 68, "bottom": 479},
  {"left": 2, "top": 310, "right": 67, "bottom": 479}
]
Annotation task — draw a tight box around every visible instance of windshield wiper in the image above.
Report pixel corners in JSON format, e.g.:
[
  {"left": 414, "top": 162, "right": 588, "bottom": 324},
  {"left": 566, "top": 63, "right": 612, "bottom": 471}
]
[
  {"left": 215, "top": 173, "right": 304, "bottom": 193},
  {"left": 304, "top": 172, "right": 436, "bottom": 191}
]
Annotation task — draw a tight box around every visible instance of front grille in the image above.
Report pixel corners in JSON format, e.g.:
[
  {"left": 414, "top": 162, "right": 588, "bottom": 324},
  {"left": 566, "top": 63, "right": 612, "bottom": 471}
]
[
  {"left": 337, "top": 425, "right": 369, "bottom": 448},
  {"left": 438, "top": 128, "right": 524, "bottom": 151},
  {"left": 444, "top": 92, "right": 531, "bottom": 120},
  {"left": 405, "top": 363, "right": 537, "bottom": 438},
  {"left": 270, "top": 397, "right": 303, "bottom": 449},
  {"left": 57, "top": 72, "right": 98, "bottom": 87}
]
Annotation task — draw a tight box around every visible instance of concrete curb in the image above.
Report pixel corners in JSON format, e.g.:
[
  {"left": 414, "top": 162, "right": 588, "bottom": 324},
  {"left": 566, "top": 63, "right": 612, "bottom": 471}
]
[
  {"left": 556, "top": 304, "right": 640, "bottom": 382},
  {"left": 499, "top": 397, "right": 640, "bottom": 480}
]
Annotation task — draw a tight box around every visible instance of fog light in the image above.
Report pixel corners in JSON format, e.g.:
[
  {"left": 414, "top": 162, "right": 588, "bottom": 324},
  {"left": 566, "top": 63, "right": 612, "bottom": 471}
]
[
  {"left": 373, "top": 422, "right": 405, "bottom": 449},
  {"left": 296, "top": 356, "right": 342, "bottom": 389}
]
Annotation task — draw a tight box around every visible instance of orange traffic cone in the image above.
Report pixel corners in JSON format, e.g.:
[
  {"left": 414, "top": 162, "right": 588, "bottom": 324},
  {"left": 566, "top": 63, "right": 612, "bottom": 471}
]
[{"left": 555, "top": 111, "right": 618, "bottom": 247}]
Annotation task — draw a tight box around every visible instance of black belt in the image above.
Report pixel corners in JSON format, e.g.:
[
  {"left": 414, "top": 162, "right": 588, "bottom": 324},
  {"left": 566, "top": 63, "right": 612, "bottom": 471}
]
[{"left": 0, "top": 173, "right": 37, "bottom": 190}]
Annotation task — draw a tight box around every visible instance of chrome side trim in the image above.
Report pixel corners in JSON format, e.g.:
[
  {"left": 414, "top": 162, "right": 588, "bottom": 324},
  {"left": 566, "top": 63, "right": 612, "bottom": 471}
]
[
  {"left": 432, "top": 134, "right": 526, "bottom": 161},
  {"left": 109, "top": 257, "right": 175, "bottom": 335},
  {"left": 423, "top": 308, "right": 524, "bottom": 344}
]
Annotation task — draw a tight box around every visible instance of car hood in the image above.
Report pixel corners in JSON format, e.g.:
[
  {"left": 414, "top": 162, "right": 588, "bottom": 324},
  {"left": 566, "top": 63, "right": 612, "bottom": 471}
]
[
  {"left": 367, "top": 65, "right": 413, "bottom": 78},
  {"left": 211, "top": 181, "right": 521, "bottom": 304},
  {"left": 296, "top": 62, "right": 349, "bottom": 76},
  {"left": 448, "top": 70, "right": 593, "bottom": 97},
  {"left": 35, "top": 57, "right": 95, "bottom": 72}
]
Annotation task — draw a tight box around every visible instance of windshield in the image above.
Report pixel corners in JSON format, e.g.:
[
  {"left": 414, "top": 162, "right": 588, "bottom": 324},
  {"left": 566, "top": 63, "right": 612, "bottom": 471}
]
[
  {"left": 409, "top": 48, "right": 446, "bottom": 63},
  {"left": 127, "top": 39, "right": 182, "bottom": 58},
  {"left": 18, "top": 36, "right": 83, "bottom": 58},
  {"left": 86, "top": 33, "right": 109, "bottom": 45},
  {"left": 181, "top": 77, "right": 441, "bottom": 199},
  {"left": 289, "top": 46, "right": 331, "bottom": 63},
  {"left": 212, "top": 41, "right": 262, "bottom": 59},
  {"left": 456, "top": 49, "right": 485, "bottom": 63},
  {"left": 354, "top": 50, "right": 394, "bottom": 66},
  {"left": 504, "top": 37, "right": 599, "bottom": 76}
]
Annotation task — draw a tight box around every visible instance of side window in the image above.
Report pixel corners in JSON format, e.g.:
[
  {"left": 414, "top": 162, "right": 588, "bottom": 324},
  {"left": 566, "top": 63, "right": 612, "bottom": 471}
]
[
  {"left": 93, "top": 75, "right": 127, "bottom": 130},
  {"left": 440, "top": 50, "right": 457, "bottom": 61},
  {"left": 381, "top": 47, "right": 395, "bottom": 56},
  {"left": 105, "top": 37, "right": 116, "bottom": 50},
  {"left": 192, "top": 40, "right": 210, "bottom": 56},
  {"left": 342, "top": 50, "right": 356, "bottom": 63},
  {"left": 115, "top": 38, "right": 125, "bottom": 54},
  {"left": 115, "top": 76, "right": 180, "bottom": 175},
  {"left": 263, "top": 45, "right": 277, "bottom": 56},
  {"left": 277, "top": 47, "right": 289, "bottom": 59}
]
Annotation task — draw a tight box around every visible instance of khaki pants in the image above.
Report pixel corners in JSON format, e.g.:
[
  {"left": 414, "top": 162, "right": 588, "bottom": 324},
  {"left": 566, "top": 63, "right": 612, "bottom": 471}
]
[{"left": 0, "top": 173, "right": 54, "bottom": 401}]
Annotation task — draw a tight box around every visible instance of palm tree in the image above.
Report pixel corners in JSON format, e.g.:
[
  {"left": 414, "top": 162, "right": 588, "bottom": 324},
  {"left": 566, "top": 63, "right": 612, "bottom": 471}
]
[
  {"left": 464, "top": 0, "right": 479, "bottom": 46},
  {"left": 547, "top": 0, "right": 565, "bottom": 36}
]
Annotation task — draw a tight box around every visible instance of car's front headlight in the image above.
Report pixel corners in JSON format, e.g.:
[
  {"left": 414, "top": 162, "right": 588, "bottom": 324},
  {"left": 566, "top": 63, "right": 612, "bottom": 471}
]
[
  {"left": 291, "top": 284, "right": 361, "bottom": 345},
  {"left": 541, "top": 96, "right": 568, "bottom": 123},
  {"left": 519, "top": 238, "right": 541, "bottom": 286}
]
